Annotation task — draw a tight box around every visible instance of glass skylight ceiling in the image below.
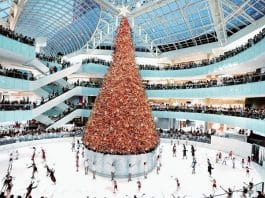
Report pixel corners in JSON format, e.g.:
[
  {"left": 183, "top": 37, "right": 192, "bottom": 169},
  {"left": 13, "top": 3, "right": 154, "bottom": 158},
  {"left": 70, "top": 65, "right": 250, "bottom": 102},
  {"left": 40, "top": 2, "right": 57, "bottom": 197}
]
[
  {"left": 3, "top": 0, "right": 265, "bottom": 55},
  {"left": 15, "top": 0, "right": 101, "bottom": 55},
  {"left": 0, "top": 0, "right": 12, "bottom": 22}
]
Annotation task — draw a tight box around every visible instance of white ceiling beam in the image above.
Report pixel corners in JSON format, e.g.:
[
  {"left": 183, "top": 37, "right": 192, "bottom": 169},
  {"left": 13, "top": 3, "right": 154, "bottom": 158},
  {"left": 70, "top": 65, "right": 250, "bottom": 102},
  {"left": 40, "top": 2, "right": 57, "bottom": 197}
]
[
  {"left": 96, "top": 0, "right": 119, "bottom": 15},
  {"left": 208, "top": 0, "right": 227, "bottom": 46},
  {"left": 130, "top": 0, "right": 174, "bottom": 18},
  {"left": 222, "top": 0, "right": 253, "bottom": 24},
  {"left": 222, "top": 0, "right": 256, "bottom": 24}
]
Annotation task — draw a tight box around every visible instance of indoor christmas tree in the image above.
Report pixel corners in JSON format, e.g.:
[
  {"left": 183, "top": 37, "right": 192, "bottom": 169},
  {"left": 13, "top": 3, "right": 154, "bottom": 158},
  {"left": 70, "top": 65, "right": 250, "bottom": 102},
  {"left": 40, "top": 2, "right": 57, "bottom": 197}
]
[{"left": 83, "top": 17, "right": 159, "bottom": 155}]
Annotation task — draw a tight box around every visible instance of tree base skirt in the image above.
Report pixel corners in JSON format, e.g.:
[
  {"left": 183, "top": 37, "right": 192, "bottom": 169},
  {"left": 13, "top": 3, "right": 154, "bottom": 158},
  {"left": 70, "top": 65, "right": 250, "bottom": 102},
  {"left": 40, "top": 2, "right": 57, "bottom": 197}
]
[{"left": 84, "top": 146, "right": 158, "bottom": 178}]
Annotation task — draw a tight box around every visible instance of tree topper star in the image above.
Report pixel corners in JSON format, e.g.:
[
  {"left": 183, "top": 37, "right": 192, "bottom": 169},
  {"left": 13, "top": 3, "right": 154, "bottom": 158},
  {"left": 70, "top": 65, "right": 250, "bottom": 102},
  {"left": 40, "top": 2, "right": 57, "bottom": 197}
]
[{"left": 118, "top": 6, "right": 130, "bottom": 16}]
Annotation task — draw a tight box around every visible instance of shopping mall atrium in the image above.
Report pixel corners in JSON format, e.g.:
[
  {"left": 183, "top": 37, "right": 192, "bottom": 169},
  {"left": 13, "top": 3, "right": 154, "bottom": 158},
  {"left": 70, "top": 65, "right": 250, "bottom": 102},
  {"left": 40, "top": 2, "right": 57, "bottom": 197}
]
[{"left": 0, "top": 0, "right": 265, "bottom": 197}]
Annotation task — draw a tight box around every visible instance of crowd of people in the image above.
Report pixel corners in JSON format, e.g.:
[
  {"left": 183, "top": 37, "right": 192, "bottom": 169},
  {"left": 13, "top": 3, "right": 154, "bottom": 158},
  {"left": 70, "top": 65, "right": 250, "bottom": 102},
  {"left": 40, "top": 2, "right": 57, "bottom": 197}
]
[
  {"left": 82, "top": 57, "right": 111, "bottom": 67},
  {"left": 81, "top": 28, "right": 265, "bottom": 72},
  {"left": 158, "top": 128, "right": 211, "bottom": 143},
  {"left": 36, "top": 53, "right": 62, "bottom": 64},
  {"left": 139, "top": 27, "right": 265, "bottom": 71},
  {"left": 0, "top": 64, "right": 35, "bottom": 81},
  {"left": 152, "top": 104, "right": 265, "bottom": 120},
  {"left": 0, "top": 98, "right": 37, "bottom": 111},
  {"left": 0, "top": 25, "right": 35, "bottom": 46},
  {"left": 144, "top": 70, "right": 265, "bottom": 90}
]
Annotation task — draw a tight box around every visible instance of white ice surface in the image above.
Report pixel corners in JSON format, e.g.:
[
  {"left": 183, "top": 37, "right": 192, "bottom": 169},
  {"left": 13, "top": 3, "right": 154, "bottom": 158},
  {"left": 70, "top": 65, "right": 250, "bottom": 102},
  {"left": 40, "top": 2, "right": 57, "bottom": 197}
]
[{"left": 0, "top": 138, "right": 264, "bottom": 198}]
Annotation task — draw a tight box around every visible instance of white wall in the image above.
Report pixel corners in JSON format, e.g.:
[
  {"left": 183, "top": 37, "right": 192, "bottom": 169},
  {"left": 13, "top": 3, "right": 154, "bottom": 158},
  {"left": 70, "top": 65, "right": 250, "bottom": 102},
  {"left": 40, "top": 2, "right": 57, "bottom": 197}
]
[{"left": 210, "top": 136, "right": 252, "bottom": 158}]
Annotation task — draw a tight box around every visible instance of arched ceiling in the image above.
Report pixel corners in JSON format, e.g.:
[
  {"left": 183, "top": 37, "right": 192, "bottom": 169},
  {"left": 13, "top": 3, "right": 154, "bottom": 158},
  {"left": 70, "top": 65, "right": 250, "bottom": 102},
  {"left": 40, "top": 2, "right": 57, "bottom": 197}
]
[{"left": 1, "top": 0, "right": 265, "bottom": 55}]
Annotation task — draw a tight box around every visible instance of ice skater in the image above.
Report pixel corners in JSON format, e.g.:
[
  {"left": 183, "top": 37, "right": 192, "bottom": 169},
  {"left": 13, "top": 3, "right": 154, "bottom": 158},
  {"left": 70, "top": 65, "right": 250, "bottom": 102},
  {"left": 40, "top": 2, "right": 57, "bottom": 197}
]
[
  {"left": 182, "top": 144, "right": 187, "bottom": 159},
  {"left": 113, "top": 179, "right": 118, "bottom": 193},
  {"left": 156, "top": 155, "right": 161, "bottom": 174},
  {"left": 81, "top": 146, "right": 85, "bottom": 158},
  {"left": 247, "top": 156, "right": 251, "bottom": 166},
  {"left": 76, "top": 152, "right": 80, "bottom": 172},
  {"left": 212, "top": 179, "right": 217, "bottom": 193},
  {"left": 84, "top": 158, "right": 89, "bottom": 175},
  {"left": 245, "top": 166, "right": 251, "bottom": 177},
  {"left": 110, "top": 162, "right": 116, "bottom": 181},
  {"left": 92, "top": 161, "right": 96, "bottom": 179},
  {"left": 71, "top": 137, "right": 75, "bottom": 152},
  {"left": 137, "top": 180, "right": 141, "bottom": 192},
  {"left": 49, "top": 168, "right": 56, "bottom": 184},
  {"left": 208, "top": 162, "right": 214, "bottom": 177},
  {"left": 175, "top": 178, "right": 180, "bottom": 191},
  {"left": 128, "top": 163, "right": 135, "bottom": 182},
  {"left": 31, "top": 147, "right": 36, "bottom": 162},
  {"left": 191, "top": 157, "right": 197, "bottom": 174},
  {"left": 27, "top": 162, "right": 38, "bottom": 179},
  {"left": 220, "top": 186, "right": 234, "bottom": 198},
  {"left": 243, "top": 181, "right": 254, "bottom": 197},
  {"left": 222, "top": 156, "right": 228, "bottom": 165},
  {"left": 15, "top": 150, "right": 19, "bottom": 160},
  {"left": 232, "top": 157, "right": 235, "bottom": 169},
  {"left": 1, "top": 173, "right": 13, "bottom": 194},
  {"left": 25, "top": 180, "right": 38, "bottom": 198},
  {"left": 41, "top": 148, "right": 46, "bottom": 162},
  {"left": 172, "top": 143, "right": 177, "bottom": 157},
  {"left": 7, "top": 152, "right": 13, "bottom": 173},
  {"left": 191, "top": 145, "right": 196, "bottom": 157},
  {"left": 229, "top": 151, "right": 233, "bottom": 159},
  {"left": 241, "top": 158, "right": 245, "bottom": 168},
  {"left": 143, "top": 162, "right": 147, "bottom": 179}
]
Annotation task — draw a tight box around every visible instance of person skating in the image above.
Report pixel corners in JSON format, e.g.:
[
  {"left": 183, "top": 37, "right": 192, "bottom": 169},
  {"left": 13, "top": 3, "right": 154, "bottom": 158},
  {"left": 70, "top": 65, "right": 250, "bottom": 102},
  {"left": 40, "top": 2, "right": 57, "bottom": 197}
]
[
  {"left": 76, "top": 152, "right": 79, "bottom": 172},
  {"left": 41, "top": 148, "right": 46, "bottom": 162},
  {"left": 182, "top": 144, "right": 187, "bottom": 159},
  {"left": 137, "top": 180, "right": 141, "bottom": 192},
  {"left": 156, "top": 155, "right": 161, "bottom": 174},
  {"left": 220, "top": 186, "right": 234, "bottom": 198},
  {"left": 71, "top": 137, "right": 75, "bottom": 152},
  {"left": 222, "top": 156, "right": 228, "bottom": 165},
  {"left": 84, "top": 158, "right": 89, "bottom": 175},
  {"left": 172, "top": 143, "right": 177, "bottom": 157},
  {"left": 45, "top": 164, "right": 51, "bottom": 177},
  {"left": 92, "top": 161, "right": 96, "bottom": 179},
  {"left": 31, "top": 147, "right": 36, "bottom": 162},
  {"left": 212, "top": 179, "right": 217, "bottom": 193},
  {"left": 7, "top": 152, "right": 13, "bottom": 173},
  {"left": 25, "top": 181, "right": 38, "bottom": 198},
  {"left": 27, "top": 162, "right": 38, "bottom": 179},
  {"left": 49, "top": 168, "right": 56, "bottom": 184},
  {"left": 191, "top": 157, "right": 197, "bottom": 174},
  {"left": 191, "top": 145, "right": 196, "bottom": 157},
  {"left": 143, "top": 162, "right": 147, "bottom": 179},
  {"left": 15, "top": 150, "right": 19, "bottom": 161},
  {"left": 110, "top": 162, "right": 115, "bottom": 181},
  {"left": 175, "top": 178, "right": 180, "bottom": 191},
  {"left": 128, "top": 163, "right": 135, "bottom": 182},
  {"left": 208, "top": 162, "right": 214, "bottom": 177},
  {"left": 241, "top": 158, "right": 245, "bottom": 168},
  {"left": 1, "top": 173, "right": 13, "bottom": 194},
  {"left": 232, "top": 157, "right": 235, "bottom": 169},
  {"left": 113, "top": 179, "right": 118, "bottom": 193}
]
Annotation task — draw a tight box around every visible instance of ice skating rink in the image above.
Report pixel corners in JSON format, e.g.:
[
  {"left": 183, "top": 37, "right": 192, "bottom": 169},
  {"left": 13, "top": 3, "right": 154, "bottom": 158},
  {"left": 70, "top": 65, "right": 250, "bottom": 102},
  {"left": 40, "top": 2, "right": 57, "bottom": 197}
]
[{"left": 0, "top": 138, "right": 264, "bottom": 198}]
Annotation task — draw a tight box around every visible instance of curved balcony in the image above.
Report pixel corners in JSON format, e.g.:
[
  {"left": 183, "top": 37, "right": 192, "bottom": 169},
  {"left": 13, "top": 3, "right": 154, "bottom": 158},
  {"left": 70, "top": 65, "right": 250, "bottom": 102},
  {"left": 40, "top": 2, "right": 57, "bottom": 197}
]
[
  {"left": 0, "top": 62, "right": 81, "bottom": 91},
  {"left": 1, "top": 79, "right": 265, "bottom": 121},
  {"left": 46, "top": 109, "right": 265, "bottom": 137},
  {"left": 0, "top": 35, "right": 35, "bottom": 61},
  {"left": 81, "top": 38, "right": 265, "bottom": 78}
]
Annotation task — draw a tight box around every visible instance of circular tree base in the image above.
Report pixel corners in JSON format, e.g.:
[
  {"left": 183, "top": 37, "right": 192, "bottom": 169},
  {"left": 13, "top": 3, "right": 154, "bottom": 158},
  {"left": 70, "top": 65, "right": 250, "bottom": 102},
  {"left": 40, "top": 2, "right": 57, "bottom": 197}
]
[{"left": 84, "top": 146, "right": 158, "bottom": 178}]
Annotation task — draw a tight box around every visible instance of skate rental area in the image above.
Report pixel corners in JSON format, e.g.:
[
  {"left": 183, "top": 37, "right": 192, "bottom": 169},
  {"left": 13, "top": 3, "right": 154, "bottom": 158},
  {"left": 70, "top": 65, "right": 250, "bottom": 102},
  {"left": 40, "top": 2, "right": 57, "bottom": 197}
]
[{"left": 1, "top": 0, "right": 265, "bottom": 197}]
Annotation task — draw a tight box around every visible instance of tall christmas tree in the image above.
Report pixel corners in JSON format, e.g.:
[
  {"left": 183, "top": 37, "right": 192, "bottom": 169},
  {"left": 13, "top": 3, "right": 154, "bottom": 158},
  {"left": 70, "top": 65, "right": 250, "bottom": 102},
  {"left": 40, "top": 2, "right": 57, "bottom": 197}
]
[{"left": 83, "top": 17, "right": 159, "bottom": 155}]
